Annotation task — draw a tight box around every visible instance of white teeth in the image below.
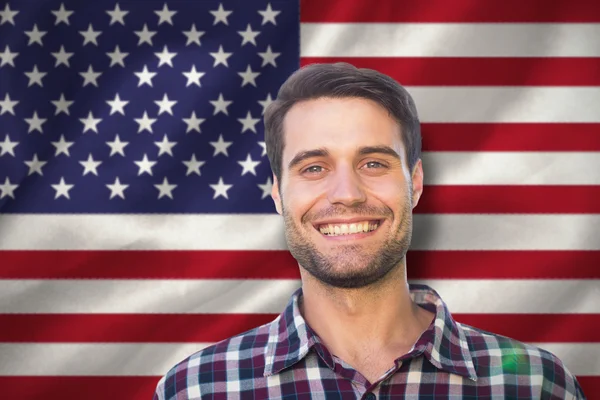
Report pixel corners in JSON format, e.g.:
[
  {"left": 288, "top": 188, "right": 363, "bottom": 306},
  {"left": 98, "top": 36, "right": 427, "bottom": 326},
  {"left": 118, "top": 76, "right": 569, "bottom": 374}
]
[
  {"left": 349, "top": 223, "right": 357, "bottom": 233},
  {"left": 320, "top": 220, "right": 380, "bottom": 236}
]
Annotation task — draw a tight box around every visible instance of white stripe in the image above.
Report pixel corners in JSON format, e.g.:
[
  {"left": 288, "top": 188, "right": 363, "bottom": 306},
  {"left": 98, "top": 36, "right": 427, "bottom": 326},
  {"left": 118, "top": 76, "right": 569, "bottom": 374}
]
[
  {"left": 1, "top": 279, "right": 597, "bottom": 314},
  {"left": 301, "top": 23, "right": 600, "bottom": 57},
  {"left": 0, "top": 342, "right": 596, "bottom": 376}
]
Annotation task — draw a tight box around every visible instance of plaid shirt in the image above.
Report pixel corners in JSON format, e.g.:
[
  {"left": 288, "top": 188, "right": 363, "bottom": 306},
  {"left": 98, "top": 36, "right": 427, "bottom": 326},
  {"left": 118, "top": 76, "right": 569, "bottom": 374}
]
[{"left": 153, "top": 283, "right": 586, "bottom": 399}]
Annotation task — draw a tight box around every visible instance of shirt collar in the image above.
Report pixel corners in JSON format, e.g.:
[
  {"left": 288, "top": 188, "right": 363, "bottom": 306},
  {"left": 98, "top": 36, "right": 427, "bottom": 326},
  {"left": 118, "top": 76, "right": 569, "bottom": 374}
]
[{"left": 263, "top": 283, "right": 478, "bottom": 382}]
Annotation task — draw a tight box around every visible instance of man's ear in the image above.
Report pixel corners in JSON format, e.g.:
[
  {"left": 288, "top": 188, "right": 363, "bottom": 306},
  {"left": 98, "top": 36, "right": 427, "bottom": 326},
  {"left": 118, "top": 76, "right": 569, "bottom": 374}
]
[
  {"left": 411, "top": 159, "right": 423, "bottom": 209},
  {"left": 271, "top": 174, "right": 283, "bottom": 215}
]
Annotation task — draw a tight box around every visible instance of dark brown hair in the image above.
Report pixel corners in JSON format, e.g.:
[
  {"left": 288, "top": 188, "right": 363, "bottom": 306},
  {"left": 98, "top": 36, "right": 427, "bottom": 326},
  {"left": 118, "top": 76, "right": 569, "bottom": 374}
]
[{"left": 264, "top": 62, "right": 421, "bottom": 186}]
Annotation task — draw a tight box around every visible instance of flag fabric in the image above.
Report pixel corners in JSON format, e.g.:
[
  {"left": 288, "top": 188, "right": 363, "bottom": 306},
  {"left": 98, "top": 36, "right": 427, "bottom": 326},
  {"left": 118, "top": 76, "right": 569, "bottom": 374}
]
[{"left": 0, "top": 0, "right": 598, "bottom": 399}]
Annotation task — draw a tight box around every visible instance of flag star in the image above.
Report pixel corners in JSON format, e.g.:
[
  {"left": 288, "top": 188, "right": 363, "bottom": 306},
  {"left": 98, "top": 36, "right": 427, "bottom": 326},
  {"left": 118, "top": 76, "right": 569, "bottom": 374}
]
[
  {"left": 106, "top": 177, "right": 129, "bottom": 199},
  {"left": 0, "top": 134, "right": 18, "bottom": 156},
  {"left": 258, "top": 3, "right": 280, "bottom": 25},
  {"left": 182, "top": 154, "right": 205, "bottom": 176},
  {"left": 154, "top": 134, "right": 177, "bottom": 156},
  {"left": 106, "top": 134, "right": 129, "bottom": 156},
  {"left": 134, "top": 24, "right": 157, "bottom": 46},
  {"left": 155, "top": 177, "right": 176, "bottom": 199},
  {"left": 24, "top": 153, "right": 47, "bottom": 175},
  {"left": 258, "top": 46, "right": 280, "bottom": 67},
  {"left": 210, "top": 134, "right": 232, "bottom": 157},
  {"left": 210, "top": 3, "right": 232, "bottom": 25},
  {"left": 238, "top": 111, "right": 260, "bottom": 134},
  {"left": 258, "top": 141, "right": 267, "bottom": 156},
  {"left": 24, "top": 111, "right": 47, "bottom": 133},
  {"left": 0, "top": 93, "right": 18, "bottom": 115},
  {"left": 210, "top": 93, "right": 232, "bottom": 116},
  {"left": 155, "top": 93, "right": 177, "bottom": 115},
  {"left": 80, "top": 111, "right": 102, "bottom": 133},
  {"left": 209, "top": 45, "right": 232, "bottom": 67},
  {"left": 51, "top": 93, "right": 73, "bottom": 115},
  {"left": 24, "top": 24, "right": 46, "bottom": 46},
  {"left": 0, "top": 3, "right": 18, "bottom": 25},
  {"left": 0, "top": 45, "right": 18, "bottom": 67},
  {"left": 51, "top": 45, "right": 74, "bottom": 67},
  {"left": 155, "top": 3, "right": 177, "bottom": 25},
  {"left": 238, "top": 24, "right": 260, "bottom": 46},
  {"left": 106, "top": 3, "right": 128, "bottom": 26},
  {"left": 258, "top": 177, "right": 273, "bottom": 199},
  {"left": 238, "top": 153, "right": 260, "bottom": 176},
  {"left": 51, "top": 134, "right": 74, "bottom": 156},
  {"left": 134, "top": 154, "right": 157, "bottom": 176},
  {"left": 107, "top": 93, "right": 129, "bottom": 115},
  {"left": 0, "top": 177, "right": 17, "bottom": 199},
  {"left": 79, "top": 24, "right": 102, "bottom": 46},
  {"left": 154, "top": 45, "right": 176, "bottom": 67},
  {"left": 238, "top": 65, "right": 260, "bottom": 87},
  {"left": 80, "top": 65, "right": 102, "bottom": 87},
  {"left": 51, "top": 3, "right": 73, "bottom": 25},
  {"left": 79, "top": 153, "right": 102, "bottom": 176},
  {"left": 182, "top": 65, "right": 205, "bottom": 87},
  {"left": 51, "top": 177, "right": 74, "bottom": 199},
  {"left": 25, "top": 65, "right": 46, "bottom": 87},
  {"left": 258, "top": 93, "right": 274, "bottom": 115},
  {"left": 134, "top": 65, "right": 157, "bottom": 87},
  {"left": 134, "top": 111, "right": 157, "bottom": 133},
  {"left": 182, "top": 111, "right": 205, "bottom": 133},
  {"left": 182, "top": 24, "right": 205, "bottom": 46},
  {"left": 210, "top": 177, "right": 232, "bottom": 199},
  {"left": 106, "top": 45, "right": 128, "bottom": 67}
]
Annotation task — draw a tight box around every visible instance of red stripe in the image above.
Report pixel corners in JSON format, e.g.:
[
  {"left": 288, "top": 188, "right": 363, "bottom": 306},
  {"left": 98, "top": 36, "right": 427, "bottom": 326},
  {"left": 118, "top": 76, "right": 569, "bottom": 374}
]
[
  {"left": 1, "top": 250, "right": 598, "bottom": 279},
  {"left": 301, "top": 58, "right": 600, "bottom": 86},
  {"left": 300, "top": 0, "right": 600, "bottom": 22},
  {"left": 0, "top": 314, "right": 596, "bottom": 343}
]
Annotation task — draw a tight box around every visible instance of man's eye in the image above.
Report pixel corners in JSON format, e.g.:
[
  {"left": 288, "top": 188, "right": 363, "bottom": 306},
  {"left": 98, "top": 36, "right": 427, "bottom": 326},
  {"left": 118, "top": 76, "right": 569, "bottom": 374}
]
[
  {"left": 303, "top": 165, "right": 323, "bottom": 174},
  {"left": 364, "top": 161, "right": 385, "bottom": 169}
]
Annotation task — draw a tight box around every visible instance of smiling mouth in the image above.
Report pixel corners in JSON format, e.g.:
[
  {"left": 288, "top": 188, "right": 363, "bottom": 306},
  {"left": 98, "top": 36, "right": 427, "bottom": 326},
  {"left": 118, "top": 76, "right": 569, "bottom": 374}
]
[{"left": 315, "top": 220, "right": 381, "bottom": 237}]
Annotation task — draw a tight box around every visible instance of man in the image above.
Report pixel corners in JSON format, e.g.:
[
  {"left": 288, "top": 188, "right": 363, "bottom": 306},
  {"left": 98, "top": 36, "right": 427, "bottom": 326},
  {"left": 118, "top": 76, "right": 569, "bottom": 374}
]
[{"left": 153, "top": 63, "right": 586, "bottom": 399}]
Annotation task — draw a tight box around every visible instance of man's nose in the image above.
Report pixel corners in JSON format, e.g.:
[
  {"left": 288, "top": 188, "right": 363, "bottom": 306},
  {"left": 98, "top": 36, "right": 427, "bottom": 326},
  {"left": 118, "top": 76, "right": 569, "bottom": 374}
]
[{"left": 327, "top": 166, "right": 367, "bottom": 207}]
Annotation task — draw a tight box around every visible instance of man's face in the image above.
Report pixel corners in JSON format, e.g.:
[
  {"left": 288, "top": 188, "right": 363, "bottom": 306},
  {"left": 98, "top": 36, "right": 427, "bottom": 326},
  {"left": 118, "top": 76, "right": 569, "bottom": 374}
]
[{"left": 271, "top": 97, "right": 423, "bottom": 289}]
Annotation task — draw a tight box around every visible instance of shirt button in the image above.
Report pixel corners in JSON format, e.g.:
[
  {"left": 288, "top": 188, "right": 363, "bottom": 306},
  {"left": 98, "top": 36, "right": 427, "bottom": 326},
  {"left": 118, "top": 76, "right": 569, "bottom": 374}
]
[{"left": 364, "top": 393, "right": 376, "bottom": 400}]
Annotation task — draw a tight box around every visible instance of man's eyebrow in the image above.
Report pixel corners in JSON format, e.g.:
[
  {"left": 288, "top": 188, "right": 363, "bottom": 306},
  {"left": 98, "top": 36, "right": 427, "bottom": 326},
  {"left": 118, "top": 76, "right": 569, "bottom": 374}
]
[
  {"left": 287, "top": 145, "right": 401, "bottom": 170},
  {"left": 357, "top": 145, "right": 402, "bottom": 160}
]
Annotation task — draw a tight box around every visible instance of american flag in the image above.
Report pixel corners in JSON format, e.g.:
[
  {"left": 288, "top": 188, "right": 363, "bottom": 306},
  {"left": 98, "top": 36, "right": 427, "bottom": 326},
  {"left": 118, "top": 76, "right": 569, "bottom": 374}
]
[{"left": 0, "top": 0, "right": 598, "bottom": 399}]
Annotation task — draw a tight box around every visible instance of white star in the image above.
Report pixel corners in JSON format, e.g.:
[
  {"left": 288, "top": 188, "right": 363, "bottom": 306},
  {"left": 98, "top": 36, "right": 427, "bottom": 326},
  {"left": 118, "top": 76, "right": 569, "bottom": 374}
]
[
  {"left": 238, "top": 153, "right": 260, "bottom": 176},
  {"left": 51, "top": 3, "right": 73, "bottom": 25},
  {"left": 24, "top": 111, "right": 46, "bottom": 133},
  {"left": 51, "top": 134, "right": 74, "bottom": 156},
  {"left": 134, "top": 154, "right": 157, "bottom": 176},
  {"left": 51, "top": 93, "right": 73, "bottom": 115},
  {"left": 51, "top": 45, "right": 74, "bottom": 67},
  {"left": 258, "top": 3, "right": 280, "bottom": 25},
  {"left": 155, "top": 177, "right": 176, "bottom": 199},
  {"left": 106, "top": 134, "right": 129, "bottom": 157},
  {"left": 0, "top": 177, "right": 17, "bottom": 199},
  {"left": 134, "top": 65, "right": 157, "bottom": 87},
  {"left": 210, "top": 3, "right": 232, "bottom": 25},
  {"left": 24, "top": 24, "right": 46, "bottom": 46},
  {"left": 238, "top": 24, "right": 260, "bottom": 46},
  {"left": 0, "top": 3, "right": 18, "bottom": 25},
  {"left": 209, "top": 134, "right": 232, "bottom": 157},
  {"left": 182, "top": 24, "right": 204, "bottom": 46},
  {"left": 154, "top": 45, "right": 176, "bottom": 67},
  {"left": 25, "top": 65, "right": 46, "bottom": 87},
  {"left": 51, "top": 177, "right": 74, "bottom": 199},
  {"left": 106, "top": 177, "right": 129, "bottom": 199},
  {"left": 0, "top": 134, "right": 18, "bottom": 156},
  {"left": 106, "top": 3, "right": 128, "bottom": 26},
  {"left": 182, "top": 154, "right": 205, "bottom": 176},
  {"left": 210, "top": 177, "right": 232, "bottom": 199},
  {"left": 0, "top": 93, "right": 18, "bottom": 115},
  {"left": 155, "top": 3, "right": 177, "bottom": 25},
  {"left": 154, "top": 93, "right": 177, "bottom": 115},
  {"left": 238, "top": 111, "right": 260, "bottom": 134},
  {"left": 134, "top": 111, "right": 157, "bottom": 133},
  {"left": 209, "top": 93, "right": 232, "bottom": 115},
  {"left": 106, "top": 45, "right": 128, "bottom": 67},
  {"left": 182, "top": 111, "right": 205, "bottom": 133},
  {"left": 80, "top": 65, "right": 102, "bottom": 87},
  {"left": 80, "top": 111, "right": 102, "bottom": 133},
  {"left": 258, "top": 141, "right": 267, "bottom": 156},
  {"left": 0, "top": 45, "right": 18, "bottom": 67},
  {"left": 182, "top": 65, "right": 205, "bottom": 87},
  {"left": 154, "top": 134, "right": 177, "bottom": 156},
  {"left": 79, "top": 153, "right": 102, "bottom": 176},
  {"left": 79, "top": 24, "right": 101, "bottom": 46},
  {"left": 24, "top": 154, "right": 47, "bottom": 175},
  {"left": 209, "top": 45, "right": 232, "bottom": 67},
  {"left": 258, "top": 93, "right": 274, "bottom": 115},
  {"left": 258, "top": 177, "right": 273, "bottom": 199},
  {"left": 106, "top": 93, "right": 129, "bottom": 115},
  {"left": 134, "top": 24, "right": 157, "bottom": 46},
  {"left": 238, "top": 65, "right": 260, "bottom": 87},
  {"left": 258, "top": 45, "right": 280, "bottom": 67}
]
